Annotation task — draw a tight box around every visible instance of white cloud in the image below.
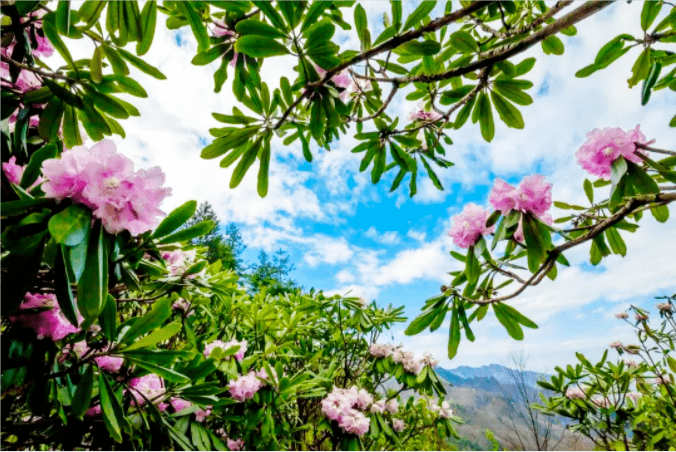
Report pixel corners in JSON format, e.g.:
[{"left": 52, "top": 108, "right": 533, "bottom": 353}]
[{"left": 365, "top": 226, "right": 401, "bottom": 245}]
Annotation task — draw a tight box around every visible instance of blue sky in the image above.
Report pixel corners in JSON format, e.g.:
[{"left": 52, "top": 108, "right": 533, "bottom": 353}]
[{"left": 59, "top": 2, "right": 675, "bottom": 372}]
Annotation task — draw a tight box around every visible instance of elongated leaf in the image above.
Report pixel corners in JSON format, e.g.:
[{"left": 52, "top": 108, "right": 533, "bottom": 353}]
[
  {"left": 48, "top": 205, "right": 91, "bottom": 246},
  {"left": 403, "top": 1, "right": 436, "bottom": 31},
  {"left": 76, "top": 221, "right": 108, "bottom": 321},
  {"left": 235, "top": 35, "right": 289, "bottom": 58},
  {"left": 257, "top": 136, "right": 270, "bottom": 197},
  {"left": 54, "top": 244, "right": 80, "bottom": 327},
  {"left": 136, "top": 1, "right": 157, "bottom": 55},
  {"left": 651, "top": 204, "right": 669, "bottom": 223},
  {"left": 42, "top": 16, "right": 77, "bottom": 70},
  {"left": 493, "top": 303, "right": 524, "bottom": 340},
  {"left": 477, "top": 92, "right": 494, "bottom": 142},
  {"left": 71, "top": 364, "right": 94, "bottom": 420},
  {"left": 450, "top": 30, "right": 478, "bottom": 53},
  {"left": 236, "top": 18, "right": 287, "bottom": 38},
  {"left": 126, "top": 357, "right": 191, "bottom": 383},
  {"left": 153, "top": 201, "right": 197, "bottom": 238},
  {"left": 405, "top": 307, "right": 442, "bottom": 335},
  {"left": 641, "top": 0, "right": 662, "bottom": 30},
  {"left": 20, "top": 143, "right": 57, "bottom": 189},
  {"left": 498, "top": 303, "right": 538, "bottom": 329},
  {"left": 62, "top": 105, "right": 83, "bottom": 148},
  {"left": 98, "top": 373, "right": 124, "bottom": 442},
  {"left": 119, "top": 298, "right": 171, "bottom": 345},
  {"left": 119, "top": 322, "right": 181, "bottom": 352},
  {"left": 465, "top": 245, "right": 480, "bottom": 285},
  {"left": 117, "top": 48, "right": 167, "bottom": 79},
  {"left": 56, "top": 1, "right": 71, "bottom": 35},
  {"left": 605, "top": 227, "right": 627, "bottom": 256},
  {"left": 91, "top": 46, "right": 104, "bottom": 83},
  {"left": 99, "top": 294, "right": 117, "bottom": 341},
  {"left": 38, "top": 98, "right": 65, "bottom": 142},
  {"left": 230, "top": 136, "right": 263, "bottom": 188},
  {"left": 448, "top": 304, "right": 461, "bottom": 359},
  {"left": 157, "top": 220, "right": 215, "bottom": 244},
  {"left": 541, "top": 36, "right": 564, "bottom": 55},
  {"left": 177, "top": 1, "right": 210, "bottom": 53},
  {"left": 490, "top": 91, "right": 524, "bottom": 129}
]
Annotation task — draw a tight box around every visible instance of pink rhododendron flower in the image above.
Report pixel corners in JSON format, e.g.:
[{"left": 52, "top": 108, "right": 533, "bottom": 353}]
[
  {"left": 9, "top": 293, "right": 81, "bottom": 341},
  {"left": 565, "top": 387, "right": 586, "bottom": 400},
  {"left": 385, "top": 398, "right": 399, "bottom": 414},
  {"left": 128, "top": 374, "right": 166, "bottom": 405},
  {"left": 448, "top": 203, "right": 495, "bottom": 249},
  {"left": 338, "top": 410, "right": 370, "bottom": 436},
  {"left": 609, "top": 341, "right": 623, "bottom": 350},
  {"left": 635, "top": 312, "right": 648, "bottom": 321},
  {"left": 194, "top": 406, "right": 212, "bottom": 422},
  {"left": 489, "top": 176, "right": 552, "bottom": 217},
  {"left": 615, "top": 312, "right": 629, "bottom": 320},
  {"left": 3, "top": 156, "right": 27, "bottom": 185},
  {"left": 421, "top": 352, "right": 438, "bottom": 368},
  {"left": 256, "top": 367, "right": 279, "bottom": 385},
  {"left": 85, "top": 405, "right": 102, "bottom": 417},
  {"left": 624, "top": 360, "right": 639, "bottom": 369},
  {"left": 430, "top": 400, "right": 452, "bottom": 418},
  {"left": 41, "top": 140, "right": 171, "bottom": 236},
  {"left": 654, "top": 374, "right": 673, "bottom": 385},
  {"left": 321, "top": 386, "right": 375, "bottom": 434},
  {"left": 370, "top": 400, "right": 386, "bottom": 414},
  {"left": 226, "top": 438, "right": 245, "bottom": 451},
  {"left": 204, "top": 339, "right": 247, "bottom": 361},
  {"left": 369, "top": 343, "right": 393, "bottom": 358},
  {"left": 392, "top": 419, "right": 406, "bottom": 432},
  {"left": 408, "top": 103, "right": 443, "bottom": 122},
  {"left": 162, "top": 249, "right": 203, "bottom": 277},
  {"left": 656, "top": 302, "right": 673, "bottom": 313},
  {"left": 575, "top": 126, "right": 650, "bottom": 179},
  {"left": 95, "top": 356, "right": 124, "bottom": 373},
  {"left": 229, "top": 372, "right": 263, "bottom": 402},
  {"left": 1, "top": 17, "right": 53, "bottom": 92}
]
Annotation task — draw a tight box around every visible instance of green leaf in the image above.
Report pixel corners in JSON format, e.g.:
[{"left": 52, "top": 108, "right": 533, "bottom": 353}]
[
  {"left": 405, "top": 306, "right": 444, "bottom": 336},
  {"left": 235, "top": 35, "right": 289, "bottom": 58},
  {"left": 82, "top": 86, "right": 129, "bottom": 119},
  {"left": 102, "top": 45, "right": 130, "bottom": 76},
  {"left": 522, "top": 214, "right": 546, "bottom": 273},
  {"left": 354, "top": 4, "right": 368, "bottom": 43},
  {"left": 98, "top": 294, "right": 117, "bottom": 341},
  {"left": 498, "top": 303, "right": 538, "bottom": 329},
  {"left": 493, "top": 303, "right": 524, "bottom": 340},
  {"left": 450, "top": 31, "right": 478, "bottom": 53},
  {"left": 117, "top": 48, "right": 167, "bottom": 79},
  {"left": 62, "top": 105, "right": 83, "bottom": 148},
  {"left": 605, "top": 227, "right": 627, "bottom": 256},
  {"left": 48, "top": 205, "right": 91, "bottom": 246},
  {"left": 153, "top": 201, "right": 197, "bottom": 238},
  {"left": 515, "top": 58, "right": 536, "bottom": 76},
  {"left": 583, "top": 179, "right": 594, "bottom": 204},
  {"left": 610, "top": 157, "right": 628, "bottom": 186},
  {"left": 403, "top": 1, "right": 436, "bottom": 31},
  {"left": 448, "top": 304, "right": 461, "bottom": 359},
  {"left": 119, "top": 298, "right": 171, "bottom": 345},
  {"left": 42, "top": 16, "right": 77, "bottom": 70},
  {"left": 56, "top": 1, "right": 71, "bottom": 36},
  {"left": 465, "top": 245, "right": 480, "bottom": 285},
  {"left": 490, "top": 91, "right": 524, "bottom": 129},
  {"left": 98, "top": 373, "right": 124, "bottom": 442},
  {"left": 64, "top": 235, "right": 87, "bottom": 282},
  {"left": 54, "top": 244, "right": 80, "bottom": 327},
  {"left": 477, "top": 92, "right": 494, "bottom": 142},
  {"left": 641, "top": 0, "right": 662, "bottom": 31},
  {"left": 76, "top": 221, "right": 108, "bottom": 321},
  {"left": 119, "top": 322, "right": 181, "bottom": 352},
  {"left": 230, "top": 136, "right": 263, "bottom": 189},
  {"left": 627, "top": 160, "right": 659, "bottom": 194},
  {"left": 38, "top": 98, "right": 65, "bottom": 142},
  {"left": 126, "top": 357, "right": 191, "bottom": 383},
  {"left": 541, "top": 36, "right": 564, "bottom": 55},
  {"left": 252, "top": 1, "right": 288, "bottom": 31},
  {"left": 642, "top": 61, "right": 661, "bottom": 106},
  {"left": 421, "top": 156, "right": 443, "bottom": 190},
  {"left": 157, "top": 220, "right": 215, "bottom": 244},
  {"left": 177, "top": 1, "right": 210, "bottom": 53},
  {"left": 201, "top": 127, "right": 259, "bottom": 159},
  {"left": 396, "top": 40, "right": 441, "bottom": 56},
  {"left": 628, "top": 49, "right": 651, "bottom": 88},
  {"left": 91, "top": 46, "right": 104, "bottom": 83},
  {"left": 71, "top": 364, "right": 94, "bottom": 420},
  {"left": 257, "top": 136, "right": 270, "bottom": 197},
  {"left": 301, "top": 2, "right": 330, "bottom": 31},
  {"left": 651, "top": 204, "right": 669, "bottom": 223},
  {"left": 136, "top": 1, "right": 157, "bottom": 55},
  {"left": 236, "top": 18, "right": 287, "bottom": 39},
  {"left": 493, "top": 80, "right": 534, "bottom": 105},
  {"left": 20, "top": 143, "right": 57, "bottom": 189}
]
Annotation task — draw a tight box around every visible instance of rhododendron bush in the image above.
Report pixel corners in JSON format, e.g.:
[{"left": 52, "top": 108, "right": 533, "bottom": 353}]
[
  {"left": 2, "top": 0, "right": 676, "bottom": 450},
  {"left": 536, "top": 297, "right": 676, "bottom": 451}
]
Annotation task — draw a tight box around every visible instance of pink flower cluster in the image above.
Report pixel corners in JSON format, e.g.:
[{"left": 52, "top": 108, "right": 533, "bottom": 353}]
[
  {"left": 41, "top": 140, "right": 172, "bottom": 236},
  {"left": 429, "top": 399, "right": 453, "bottom": 418},
  {"left": 9, "top": 293, "right": 80, "bottom": 341},
  {"left": 420, "top": 352, "right": 439, "bottom": 368},
  {"left": 609, "top": 341, "right": 623, "bottom": 350},
  {"left": 489, "top": 176, "right": 552, "bottom": 218},
  {"left": 369, "top": 343, "right": 394, "bottom": 358},
  {"left": 162, "top": 249, "right": 198, "bottom": 276},
  {"left": 172, "top": 298, "right": 194, "bottom": 316},
  {"left": 212, "top": 21, "right": 240, "bottom": 68},
  {"left": 408, "top": 103, "right": 443, "bottom": 122},
  {"left": 575, "top": 125, "right": 649, "bottom": 179},
  {"left": 204, "top": 339, "right": 248, "bottom": 361},
  {"left": 392, "top": 348, "right": 423, "bottom": 375},
  {"left": 392, "top": 419, "right": 406, "bottom": 432},
  {"left": 128, "top": 374, "right": 166, "bottom": 405},
  {"left": 656, "top": 303, "right": 673, "bottom": 313},
  {"left": 369, "top": 398, "right": 398, "bottom": 414},
  {"left": 65, "top": 340, "right": 124, "bottom": 373},
  {"left": 157, "top": 397, "right": 193, "bottom": 413},
  {"left": 228, "top": 368, "right": 275, "bottom": 402},
  {"left": 635, "top": 312, "right": 648, "bottom": 321},
  {"left": 565, "top": 387, "right": 586, "bottom": 400},
  {"left": 215, "top": 430, "right": 245, "bottom": 451},
  {"left": 615, "top": 312, "right": 629, "bottom": 320},
  {"left": 624, "top": 360, "right": 639, "bottom": 369},
  {"left": 1, "top": 14, "right": 53, "bottom": 93},
  {"left": 321, "top": 387, "right": 373, "bottom": 436},
  {"left": 448, "top": 203, "right": 495, "bottom": 249}
]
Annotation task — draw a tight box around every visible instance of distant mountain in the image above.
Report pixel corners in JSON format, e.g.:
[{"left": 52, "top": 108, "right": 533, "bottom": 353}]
[{"left": 438, "top": 363, "right": 547, "bottom": 390}]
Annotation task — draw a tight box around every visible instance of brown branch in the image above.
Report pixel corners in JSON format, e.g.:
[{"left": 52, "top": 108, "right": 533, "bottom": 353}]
[
  {"left": 636, "top": 143, "right": 676, "bottom": 156},
  {"left": 272, "top": 1, "right": 493, "bottom": 129},
  {"left": 348, "top": 82, "right": 399, "bottom": 123},
  {"left": 370, "top": 1, "right": 612, "bottom": 85},
  {"left": 1, "top": 54, "right": 74, "bottom": 84},
  {"left": 469, "top": 192, "right": 676, "bottom": 305}
]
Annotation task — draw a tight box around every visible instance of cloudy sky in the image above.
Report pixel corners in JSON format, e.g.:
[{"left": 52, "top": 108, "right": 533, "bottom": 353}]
[{"left": 59, "top": 1, "right": 675, "bottom": 373}]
